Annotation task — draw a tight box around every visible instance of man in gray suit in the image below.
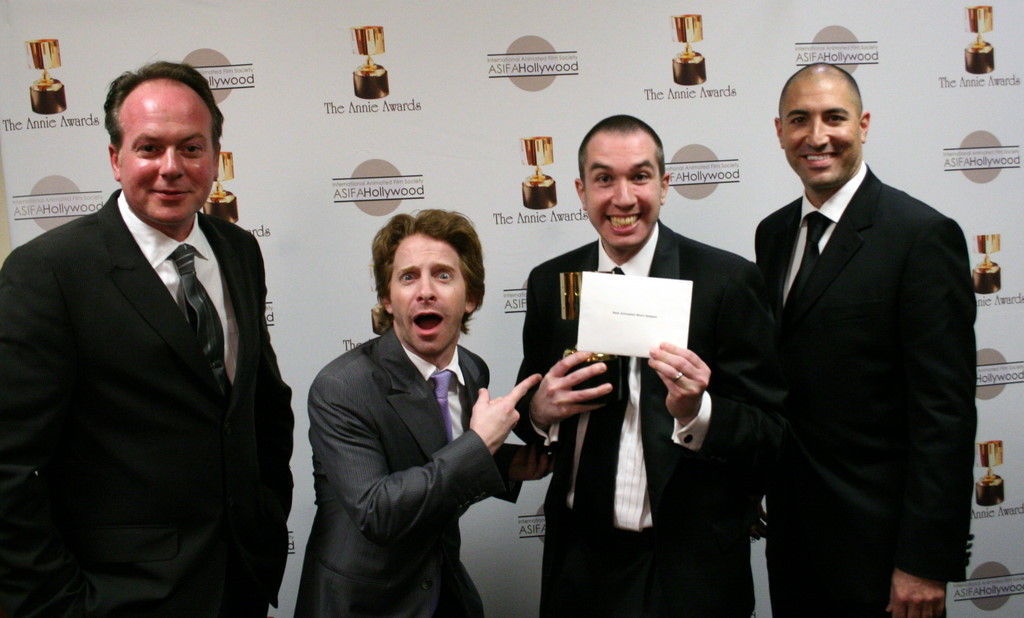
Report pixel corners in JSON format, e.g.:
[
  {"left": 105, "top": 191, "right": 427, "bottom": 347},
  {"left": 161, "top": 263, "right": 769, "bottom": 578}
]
[{"left": 295, "top": 209, "right": 544, "bottom": 617}]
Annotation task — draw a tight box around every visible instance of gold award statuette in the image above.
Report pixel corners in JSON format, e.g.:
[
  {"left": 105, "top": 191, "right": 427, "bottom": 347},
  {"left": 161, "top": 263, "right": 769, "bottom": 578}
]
[
  {"left": 26, "top": 39, "right": 67, "bottom": 114},
  {"left": 965, "top": 6, "right": 994, "bottom": 74},
  {"left": 521, "top": 136, "right": 557, "bottom": 210},
  {"left": 352, "top": 26, "right": 389, "bottom": 99},
  {"left": 976, "top": 440, "right": 1004, "bottom": 506},
  {"left": 558, "top": 271, "right": 625, "bottom": 405},
  {"left": 205, "top": 152, "right": 239, "bottom": 222},
  {"left": 973, "top": 234, "right": 1000, "bottom": 294},
  {"left": 672, "top": 15, "right": 706, "bottom": 86}
]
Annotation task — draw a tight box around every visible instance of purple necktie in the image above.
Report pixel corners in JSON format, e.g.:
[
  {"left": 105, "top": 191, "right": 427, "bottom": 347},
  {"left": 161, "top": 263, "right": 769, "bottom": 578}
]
[{"left": 431, "top": 370, "right": 454, "bottom": 442}]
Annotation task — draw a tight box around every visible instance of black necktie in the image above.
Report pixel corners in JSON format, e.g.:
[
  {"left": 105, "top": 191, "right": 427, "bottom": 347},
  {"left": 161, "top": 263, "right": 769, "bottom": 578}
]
[
  {"left": 787, "top": 211, "right": 830, "bottom": 304},
  {"left": 170, "top": 244, "right": 229, "bottom": 395},
  {"left": 572, "top": 265, "right": 629, "bottom": 530}
]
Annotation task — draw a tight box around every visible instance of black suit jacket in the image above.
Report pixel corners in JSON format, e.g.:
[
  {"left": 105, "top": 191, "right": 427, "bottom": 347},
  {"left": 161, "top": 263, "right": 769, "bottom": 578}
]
[
  {"left": 296, "top": 329, "right": 519, "bottom": 618},
  {"left": 0, "top": 193, "right": 294, "bottom": 617},
  {"left": 755, "top": 169, "right": 976, "bottom": 605},
  {"left": 516, "top": 222, "right": 787, "bottom": 616}
]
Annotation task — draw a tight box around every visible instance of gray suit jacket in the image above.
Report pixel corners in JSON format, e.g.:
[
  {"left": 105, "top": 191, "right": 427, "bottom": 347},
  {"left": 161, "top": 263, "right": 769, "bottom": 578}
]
[{"left": 296, "top": 329, "right": 518, "bottom": 618}]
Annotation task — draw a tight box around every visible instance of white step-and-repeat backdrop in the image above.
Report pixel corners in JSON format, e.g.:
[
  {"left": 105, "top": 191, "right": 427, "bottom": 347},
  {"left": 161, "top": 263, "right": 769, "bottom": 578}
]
[{"left": 2, "top": 1, "right": 1021, "bottom": 615}]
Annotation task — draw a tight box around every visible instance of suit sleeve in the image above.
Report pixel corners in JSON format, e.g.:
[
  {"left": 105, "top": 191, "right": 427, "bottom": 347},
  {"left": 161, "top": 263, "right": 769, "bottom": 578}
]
[
  {"left": 513, "top": 266, "right": 555, "bottom": 445},
  {"left": 0, "top": 247, "right": 89, "bottom": 617},
  {"left": 893, "top": 216, "right": 976, "bottom": 582},
  {"left": 307, "top": 369, "right": 507, "bottom": 546},
  {"left": 249, "top": 239, "right": 295, "bottom": 522},
  {"left": 699, "top": 259, "right": 788, "bottom": 489}
]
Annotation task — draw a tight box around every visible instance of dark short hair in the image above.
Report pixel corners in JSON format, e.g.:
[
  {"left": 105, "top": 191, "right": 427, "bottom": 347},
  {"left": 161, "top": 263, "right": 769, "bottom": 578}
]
[
  {"left": 104, "top": 61, "right": 223, "bottom": 151},
  {"left": 371, "top": 210, "right": 484, "bottom": 334},
  {"left": 577, "top": 114, "right": 665, "bottom": 180},
  {"left": 778, "top": 63, "right": 863, "bottom": 116}
]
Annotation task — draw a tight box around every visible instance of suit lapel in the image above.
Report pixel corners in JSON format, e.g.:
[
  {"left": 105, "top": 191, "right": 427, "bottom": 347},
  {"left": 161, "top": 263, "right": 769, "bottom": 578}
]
[
  {"left": 763, "top": 201, "right": 802, "bottom": 315},
  {"left": 201, "top": 215, "right": 251, "bottom": 407},
  {"left": 784, "top": 172, "right": 878, "bottom": 328},
  {"left": 99, "top": 193, "right": 224, "bottom": 396},
  {"left": 639, "top": 224, "right": 684, "bottom": 513},
  {"left": 459, "top": 349, "right": 483, "bottom": 403},
  {"left": 555, "top": 242, "right": 601, "bottom": 467},
  {"left": 379, "top": 330, "right": 448, "bottom": 458}
]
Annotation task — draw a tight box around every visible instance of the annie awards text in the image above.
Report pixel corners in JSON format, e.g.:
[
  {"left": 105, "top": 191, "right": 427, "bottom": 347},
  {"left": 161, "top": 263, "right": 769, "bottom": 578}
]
[
  {"left": 3, "top": 114, "right": 100, "bottom": 131},
  {"left": 938, "top": 74, "right": 1020, "bottom": 89},
  {"left": 644, "top": 86, "right": 736, "bottom": 101},
  {"left": 492, "top": 209, "right": 589, "bottom": 226}
]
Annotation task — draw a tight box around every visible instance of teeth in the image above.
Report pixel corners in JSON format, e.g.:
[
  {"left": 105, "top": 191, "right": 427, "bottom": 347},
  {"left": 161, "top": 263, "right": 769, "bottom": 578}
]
[
  {"left": 610, "top": 215, "right": 637, "bottom": 226},
  {"left": 806, "top": 154, "right": 833, "bottom": 161}
]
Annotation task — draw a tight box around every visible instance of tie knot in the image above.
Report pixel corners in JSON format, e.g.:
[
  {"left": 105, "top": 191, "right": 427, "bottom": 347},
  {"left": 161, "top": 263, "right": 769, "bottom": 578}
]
[
  {"left": 170, "top": 244, "right": 198, "bottom": 276},
  {"left": 431, "top": 369, "right": 454, "bottom": 399},
  {"left": 610, "top": 266, "right": 625, "bottom": 275},
  {"left": 804, "top": 212, "right": 830, "bottom": 245}
]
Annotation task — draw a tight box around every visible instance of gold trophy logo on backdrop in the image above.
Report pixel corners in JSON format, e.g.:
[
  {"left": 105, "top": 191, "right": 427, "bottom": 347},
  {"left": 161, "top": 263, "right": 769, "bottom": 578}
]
[
  {"left": 671, "top": 15, "right": 706, "bottom": 86},
  {"left": 26, "top": 39, "right": 67, "bottom": 114},
  {"left": 352, "top": 26, "right": 389, "bottom": 99},
  {"left": 975, "top": 440, "right": 1004, "bottom": 506},
  {"left": 205, "top": 152, "right": 238, "bottom": 223},
  {"left": 521, "top": 137, "right": 557, "bottom": 210},
  {"left": 558, "top": 272, "right": 626, "bottom": 405},
  {"left": 973, "top": 234, "right": 1000, "bottom": 294},
  {"left": 964, "top": 6, "right": 994, "bottom": 74}
]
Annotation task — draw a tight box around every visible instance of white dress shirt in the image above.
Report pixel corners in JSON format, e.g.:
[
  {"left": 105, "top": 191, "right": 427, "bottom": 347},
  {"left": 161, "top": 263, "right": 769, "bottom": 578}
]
[
  {"left": 118, "top": 193, "right": 238, "bottom": 382},
  {"left": 783, "top": 162, "right": 868, "bottom": 303},
  {"left": 543, "top": 225, "right": 713, "bottom": 531}
]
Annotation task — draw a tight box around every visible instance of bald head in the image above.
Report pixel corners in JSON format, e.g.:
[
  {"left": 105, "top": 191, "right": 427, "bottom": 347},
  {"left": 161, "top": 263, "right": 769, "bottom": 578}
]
[{"left": 779, "top": 63, "right": 862, "bottom": 117}]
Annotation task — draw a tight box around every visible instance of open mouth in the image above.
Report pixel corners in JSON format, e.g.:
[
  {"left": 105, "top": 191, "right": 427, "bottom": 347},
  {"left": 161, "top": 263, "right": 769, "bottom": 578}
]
[
  {"left": 610, "top": 215, "right": 638, "bottom": 227},
  {"left": 414, "top": 312, "right": 443, "bottom": 330}
]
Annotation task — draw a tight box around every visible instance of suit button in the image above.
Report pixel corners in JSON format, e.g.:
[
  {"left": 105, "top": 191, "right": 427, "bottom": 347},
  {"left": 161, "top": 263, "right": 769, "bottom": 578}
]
[{"left": 420, "top": 578, "right": 433, "bottom": 590}]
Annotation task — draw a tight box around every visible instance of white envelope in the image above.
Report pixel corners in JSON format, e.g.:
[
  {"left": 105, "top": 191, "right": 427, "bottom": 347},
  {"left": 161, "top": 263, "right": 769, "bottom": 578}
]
[{"left": 575, "top": 271, "right": 692, "bottom": 358}]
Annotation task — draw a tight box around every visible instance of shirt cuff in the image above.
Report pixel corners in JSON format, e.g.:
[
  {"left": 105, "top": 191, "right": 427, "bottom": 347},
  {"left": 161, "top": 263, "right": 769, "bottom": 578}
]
[
  {"left": 531, "top": 415, "right": 558, "bottom": 446},
  {"left": 672, "top": 391, "right": 711, "bottom": 451}
]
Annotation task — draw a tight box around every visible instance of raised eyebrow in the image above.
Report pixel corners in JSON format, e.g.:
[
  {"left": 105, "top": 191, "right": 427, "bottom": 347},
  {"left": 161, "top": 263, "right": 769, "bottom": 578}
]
[{"left": 587, "top": 160, "right": 657, "bottom": 175}]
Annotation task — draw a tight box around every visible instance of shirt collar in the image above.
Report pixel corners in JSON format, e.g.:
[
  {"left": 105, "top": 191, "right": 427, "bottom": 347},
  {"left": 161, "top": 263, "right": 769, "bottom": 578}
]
[
  {"left": 118, "top": 191, "right": 213, "bottom": 268},
  {"left": 401, "top": 343, "right": 466, "bottom": 387},
  {"left": 800, "top": 161, "right": 868, "bottom": 225},
  {"left": 597, "top": 222, "right": 660, "bottom": 276}
]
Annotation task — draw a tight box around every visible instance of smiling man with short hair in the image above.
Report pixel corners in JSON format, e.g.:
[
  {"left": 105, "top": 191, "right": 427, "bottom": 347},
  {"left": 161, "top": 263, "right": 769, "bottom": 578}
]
[
  {"left": 757, "top": 63, "right": 977, "bottom": 618},
  {"left": 516, "top": 114, "right": 787, "bottom": 616}
]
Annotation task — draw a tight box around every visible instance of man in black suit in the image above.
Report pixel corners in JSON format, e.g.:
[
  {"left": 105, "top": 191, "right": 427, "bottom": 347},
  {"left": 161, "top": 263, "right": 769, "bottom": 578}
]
[
  {"left": 0, "top": 62, "right": 294, "bottom": 617},
  {"left": 296, "top": 210, "right": 544, "bottom": 617},
  {"left": 756, "top": 63, "right": 976, "bottom": 618},
  {"left": 516, "top": 115, "right": 787, "bottom": 616}
]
